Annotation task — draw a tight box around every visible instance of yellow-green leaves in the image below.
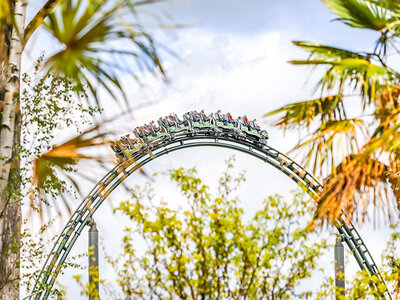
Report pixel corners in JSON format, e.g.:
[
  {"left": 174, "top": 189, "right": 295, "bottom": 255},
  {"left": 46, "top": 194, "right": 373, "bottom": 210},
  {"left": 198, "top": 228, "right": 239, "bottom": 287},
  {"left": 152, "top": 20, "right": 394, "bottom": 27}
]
[
  {"left": 43, "top": 0, "right": 166, "bottom": 105},
  {"left": 265, "top": 0, "right": 400, "bottom": 224},
  {"left": 290, "top": 41, "right": 397, "bottom": 101},
  {"left": 291, "top": 41, "right": 369, "bottom": 61},
  {"left": 323, "top": 0, "right": 393, "bottom": 30},
  {"left": 112, "top": 163, "right": 328, "bottom": 298},
  {"left": 265, "top": 95, "right": 345, "bottom": 129}
]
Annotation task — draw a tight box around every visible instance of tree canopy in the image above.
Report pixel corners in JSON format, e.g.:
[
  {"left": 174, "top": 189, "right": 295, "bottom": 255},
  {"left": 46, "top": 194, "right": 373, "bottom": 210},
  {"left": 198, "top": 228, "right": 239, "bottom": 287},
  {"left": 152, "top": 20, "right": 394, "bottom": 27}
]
[
  {"left": 88, "top": 161, "right": 330, "bottom": 299},
  {"left": 266, "top": 0, "right": 400, "bottom": 224}
]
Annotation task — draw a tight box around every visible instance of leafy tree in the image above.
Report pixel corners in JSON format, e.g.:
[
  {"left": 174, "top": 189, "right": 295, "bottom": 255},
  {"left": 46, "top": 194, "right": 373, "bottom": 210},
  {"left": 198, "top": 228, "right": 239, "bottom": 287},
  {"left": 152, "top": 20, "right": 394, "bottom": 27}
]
[
  {"left": 266, "top": 0, "right": 400, "bottom": 224},
  {"left": 76, "top": 161, "right": 330, "bottom": 299},
  {"left": 317, "top": 221, "right": 400, "bottom": 299},
  {"left": 0, "top": 0, "right": 167, "bottom": 298}
]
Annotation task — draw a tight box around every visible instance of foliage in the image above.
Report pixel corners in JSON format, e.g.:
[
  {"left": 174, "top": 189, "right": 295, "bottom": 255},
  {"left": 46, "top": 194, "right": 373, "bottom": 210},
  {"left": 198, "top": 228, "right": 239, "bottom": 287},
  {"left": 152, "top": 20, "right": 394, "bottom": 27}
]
[
  {"left": 20, "top": 57, "right": 105, "bottom": 215},
  {"left": 20, "top": 219, "right": 86, "bottom": 299},
  {"left": 317, "top": 222, "right": 400, "bottom": 299},
  {"left": 0, "top": 0, "right": 169, "bottom": 297},
  {"left": 265, "top": 0, "right": 400, "bottom": 224},
  {"left": 42, "top": 0, "right": 167, "bottom": 104},
  {"left": 76, "top": 161, "right": 331, "bottom": 299}
]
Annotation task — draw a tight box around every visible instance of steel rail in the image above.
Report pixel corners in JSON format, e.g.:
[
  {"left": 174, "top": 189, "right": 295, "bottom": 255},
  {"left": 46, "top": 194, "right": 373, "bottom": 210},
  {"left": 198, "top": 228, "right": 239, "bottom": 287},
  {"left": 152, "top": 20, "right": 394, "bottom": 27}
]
[{"left": 29, "top": 130, "right": 391, "bottom": 299}]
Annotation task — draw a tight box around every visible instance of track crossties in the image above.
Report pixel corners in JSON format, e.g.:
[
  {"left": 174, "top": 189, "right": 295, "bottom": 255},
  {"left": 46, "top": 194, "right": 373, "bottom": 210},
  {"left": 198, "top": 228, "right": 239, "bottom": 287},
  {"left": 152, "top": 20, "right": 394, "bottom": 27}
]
[{"left": 30, "top": 111, "right": 391, "bottom": 299}]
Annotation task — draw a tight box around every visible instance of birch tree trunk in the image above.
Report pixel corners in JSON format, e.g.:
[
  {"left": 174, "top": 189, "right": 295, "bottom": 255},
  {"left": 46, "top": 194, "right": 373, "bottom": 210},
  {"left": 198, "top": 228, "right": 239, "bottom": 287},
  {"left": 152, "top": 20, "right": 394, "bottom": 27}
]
[{"left": 0, "top": 0, "right": 26, "bottom": 298}]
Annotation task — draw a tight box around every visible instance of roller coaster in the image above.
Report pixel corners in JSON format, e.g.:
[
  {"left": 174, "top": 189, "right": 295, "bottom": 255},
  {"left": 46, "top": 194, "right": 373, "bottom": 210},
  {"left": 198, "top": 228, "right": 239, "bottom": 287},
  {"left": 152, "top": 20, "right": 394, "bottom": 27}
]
[{"left": 30, "top": 111, "right": 391, "bottom": 299}]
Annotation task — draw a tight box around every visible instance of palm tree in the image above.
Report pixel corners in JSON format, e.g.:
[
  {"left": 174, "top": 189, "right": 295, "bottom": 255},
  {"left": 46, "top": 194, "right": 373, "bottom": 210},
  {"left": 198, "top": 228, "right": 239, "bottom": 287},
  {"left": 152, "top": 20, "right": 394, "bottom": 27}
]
[
  {"left": 0, "top": 0, "right": 166, "bottom": 298},
  {"left": 266, "top": 0, "right": 400, "bottom": 225}
]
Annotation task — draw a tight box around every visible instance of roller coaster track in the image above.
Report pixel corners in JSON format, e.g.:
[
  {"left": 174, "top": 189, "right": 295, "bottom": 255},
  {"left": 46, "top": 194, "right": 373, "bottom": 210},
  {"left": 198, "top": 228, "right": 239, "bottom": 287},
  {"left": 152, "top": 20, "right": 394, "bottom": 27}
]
[{"left": 30, "top": 127, "right": 391, "bottom": 299}]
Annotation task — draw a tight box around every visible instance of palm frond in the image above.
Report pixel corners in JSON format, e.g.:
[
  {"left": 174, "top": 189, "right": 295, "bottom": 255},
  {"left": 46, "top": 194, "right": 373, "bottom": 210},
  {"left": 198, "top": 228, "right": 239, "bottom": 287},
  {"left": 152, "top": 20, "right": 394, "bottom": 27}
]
[
  {"left": 43, "top": 0, "right": 167, "bottom": 105},
  {"left": 265, "top": 95, "right": 345, "bottom": 129},
  {"left": 31, "top": 124, "right": 112, "bottom": 215},
  {"left": 291, "top": 41, "right": 369, "bottom": 61},
  {"left": 366, "top": 120, "right": 400, "bottom": 154},
  {"left": 23, "top": 0, "right": 58, "bottom": 47},
  {"left": 293, "top": 119, "right": 366, "bottom": 175},
  {"left": 323, "top": 0, "right": 392, "bottom": 30},
  {"left": 291, "top": 41, "right": 399, "bottom": 105},
  {"left": 316, "top": 154, "right": 398, "bottom": 224},
  {"left": 368, "top": 0, "right": 400, "bottom": 13}
]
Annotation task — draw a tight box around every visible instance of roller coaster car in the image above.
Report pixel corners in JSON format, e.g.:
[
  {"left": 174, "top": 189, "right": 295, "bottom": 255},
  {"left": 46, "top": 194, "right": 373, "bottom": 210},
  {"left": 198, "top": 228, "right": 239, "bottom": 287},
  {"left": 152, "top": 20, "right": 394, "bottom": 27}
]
[
  {"left": 121, "top": 137, "right": 146, "bottom": 157},
  {"left": 212, "top": 113, "right": 244, "bottom": 137},
  {"left": 111, "top": 144, "right": 126, "bottom": 161},
  {"left": 184, "top": 112, "right": 213, "bottom": 130},
  {"left": 121, "top": 136, "right": 142, "bottom": 149},
  {"left": 134, "top": 126, "right": 169, "bottom": 147},
  {"left": 158, "top": 116, "right": 187, "bottom": 133},
  {"left": 174, "top": 114, "right": 190, "bottom": 127},
  {"left": 239, "top": 122, "right": 269, "bottom": 146}
]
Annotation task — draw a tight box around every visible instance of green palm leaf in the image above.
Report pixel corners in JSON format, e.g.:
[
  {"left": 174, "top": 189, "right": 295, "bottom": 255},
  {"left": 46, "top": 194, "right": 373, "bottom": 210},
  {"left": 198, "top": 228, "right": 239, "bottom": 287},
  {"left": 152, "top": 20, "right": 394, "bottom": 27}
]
[
  {"left": 293, "top": 119, "right": 366, "bottom": 175},
  {"left": 323, "top": 0, "right": 393, "bottom": 30},
  {"left": 291, "top": 41, "right": 399, "bottom": 105},
  {"left": 266, "top": 0, "right": 400, "bottom": 224},
  {"left": 43, "top": 0, "right": 166, "bottom": 105},
  {"left": 264, "top": 95, "right": 345, "bottom": 129},
  {"left": 291, "top": 41, "right": 369, "bottom": 61}
]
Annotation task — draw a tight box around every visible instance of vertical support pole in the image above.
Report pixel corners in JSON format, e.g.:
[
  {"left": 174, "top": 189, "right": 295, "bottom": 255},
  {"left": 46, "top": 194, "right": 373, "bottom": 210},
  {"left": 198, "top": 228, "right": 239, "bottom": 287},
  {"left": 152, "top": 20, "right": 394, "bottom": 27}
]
[
  {"left": 335, "top": 237, "right": 345, "bottom": 298},
  {"left": 88, "top": 220, "right": 99, "bottom": 299}
]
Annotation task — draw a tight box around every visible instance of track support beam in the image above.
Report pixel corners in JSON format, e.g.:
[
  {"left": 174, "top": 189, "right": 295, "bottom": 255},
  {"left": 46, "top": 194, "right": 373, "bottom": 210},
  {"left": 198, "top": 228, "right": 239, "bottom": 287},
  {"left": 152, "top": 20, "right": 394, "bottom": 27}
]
[
  {"left": 335, "top": 238, "right": 345, "bottom": 298},
  {"left": 88, "top": 220, "right": 99, "bottom": 300}
]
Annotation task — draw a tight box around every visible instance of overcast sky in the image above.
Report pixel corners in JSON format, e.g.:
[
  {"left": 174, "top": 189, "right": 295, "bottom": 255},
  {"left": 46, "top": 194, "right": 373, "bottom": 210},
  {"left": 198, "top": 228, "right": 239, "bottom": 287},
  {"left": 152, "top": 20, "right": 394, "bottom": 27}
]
[{"left": 23, "top": 0, "right": 393, "bottom": 298}]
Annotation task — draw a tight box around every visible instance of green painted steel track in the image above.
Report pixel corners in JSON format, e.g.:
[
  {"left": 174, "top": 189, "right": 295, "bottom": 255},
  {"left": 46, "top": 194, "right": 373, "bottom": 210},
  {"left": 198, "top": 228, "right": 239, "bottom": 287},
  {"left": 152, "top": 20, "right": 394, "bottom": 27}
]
[{"left": 29, "top": 129, "right": 391, "bottom": 299}]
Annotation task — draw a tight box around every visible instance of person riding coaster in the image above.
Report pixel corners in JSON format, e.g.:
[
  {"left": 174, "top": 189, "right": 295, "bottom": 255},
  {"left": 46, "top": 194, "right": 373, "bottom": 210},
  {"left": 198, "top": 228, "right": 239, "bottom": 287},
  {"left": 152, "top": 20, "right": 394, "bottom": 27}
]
[
  {"left": 238, "top": 116, "right": 268, "bottom": 144},
  {"left": 114, "top": 135, "right": 145, "bottom": 159},
  {"left": 200, "top": 110, "right": 213, "bottom": 124},
  {"left": 211, "top": 111, "right": 245, "bottom": 139},
  {"left": 111, "top": 144, "right": 125, "bottom": 158},
  {"left": 158, "top": 114, "right": 187, "bottom": 133},
  {"left": 214, "top": 110, "right": 238, "bottom": 128},
  {"left": 120, "top": 134, "right": 141, "bottom": 150},
  {"left": 188, "top": 110, "right": 213, "bottom": 129},
  {"left": 134, "top": 122, "right": 167, "bottom": 143},
  {"left": 173, "top": 113, "right": 188, "bottom": 126}
]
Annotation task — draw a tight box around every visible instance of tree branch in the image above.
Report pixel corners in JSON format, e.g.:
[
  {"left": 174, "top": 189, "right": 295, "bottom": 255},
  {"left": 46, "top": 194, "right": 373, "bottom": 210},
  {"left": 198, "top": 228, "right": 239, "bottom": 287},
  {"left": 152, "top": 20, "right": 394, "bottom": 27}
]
[{"left": 23, "top": 0, "right": 60, "bottom": 48}]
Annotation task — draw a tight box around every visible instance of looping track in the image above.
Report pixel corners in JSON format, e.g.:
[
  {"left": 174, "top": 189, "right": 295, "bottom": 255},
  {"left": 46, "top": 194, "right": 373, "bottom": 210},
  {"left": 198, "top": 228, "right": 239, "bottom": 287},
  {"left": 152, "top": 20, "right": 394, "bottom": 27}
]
[{"left": 30, "top": 129, "right": 391, "bottom": 299}]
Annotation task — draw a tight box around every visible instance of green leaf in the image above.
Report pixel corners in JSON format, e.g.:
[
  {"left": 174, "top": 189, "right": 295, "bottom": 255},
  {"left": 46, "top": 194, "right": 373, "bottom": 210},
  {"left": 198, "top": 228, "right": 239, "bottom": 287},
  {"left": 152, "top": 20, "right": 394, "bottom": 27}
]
[
  {"left": 265, "top": 95, "right": 344, "bottom": 129},
  {"left": 291, "top": 41, "right": 399, "bottom": 104},
  {"left": 291, "top": 41, "right": 369, "bottom": 61},
  {"left": 43, "top": 0, "right": 166, "bottom": 105},
  {"left": 323, "top": 0, "right": 393, "bottom": 30}
]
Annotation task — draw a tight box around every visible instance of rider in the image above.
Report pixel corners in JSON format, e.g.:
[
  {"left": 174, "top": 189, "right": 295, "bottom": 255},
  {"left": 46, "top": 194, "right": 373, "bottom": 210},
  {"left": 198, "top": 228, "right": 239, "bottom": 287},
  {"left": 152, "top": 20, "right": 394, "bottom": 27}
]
[
  {"left": 166, "top": 114, "right": 177, "bottom": 127},
  {"left": 227, "top": 112, "right": 238, "bottom": 127},
  {"left": 243, "top": 115, "right": 251, "bottom": 130},
  {"left": 216, "top": 110, "right": 228, "bottom": 125},
  {"left": 216, "top": 110, "right": 224, "bottom": 121},
  {"left": 122, "top": 134, "right": 136, "bottom": 149},
  {"left": 135, "top": 126, "right": 146, "bottom": 138},
  {"left": 193, "top": 110, "right": 202, "bottom": 124},
  {"left": 253, "top": 118, "right": 261, "bottom": 132},
  {"left": 174, "top": 113, "right": 184, "bottom": 126},
  {"left": 200, "top": 110, "right": 210, "bottom": 123},
  {"left": 141, "top": 125, "right": 152, "bottom": 136},
  {"left": 151, "top": 120, "right": 160, "bottom": 132}
]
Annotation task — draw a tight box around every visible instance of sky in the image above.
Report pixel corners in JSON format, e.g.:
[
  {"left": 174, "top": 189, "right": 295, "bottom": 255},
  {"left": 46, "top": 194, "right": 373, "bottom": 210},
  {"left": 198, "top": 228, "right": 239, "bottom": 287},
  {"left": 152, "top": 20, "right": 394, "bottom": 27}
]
[{"left": 22, "top": 0, "right": 393, "bottom": 298}]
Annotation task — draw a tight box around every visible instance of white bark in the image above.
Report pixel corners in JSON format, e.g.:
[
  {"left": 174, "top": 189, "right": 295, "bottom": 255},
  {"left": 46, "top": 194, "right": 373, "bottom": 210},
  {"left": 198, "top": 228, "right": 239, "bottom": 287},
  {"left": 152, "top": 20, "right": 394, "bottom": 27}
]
[
  {"left": 0, "top": 0, "right": 26, "bottom": 214},
  {"left": 0, "top": 1, "right": 26, "bottom": 299}
]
